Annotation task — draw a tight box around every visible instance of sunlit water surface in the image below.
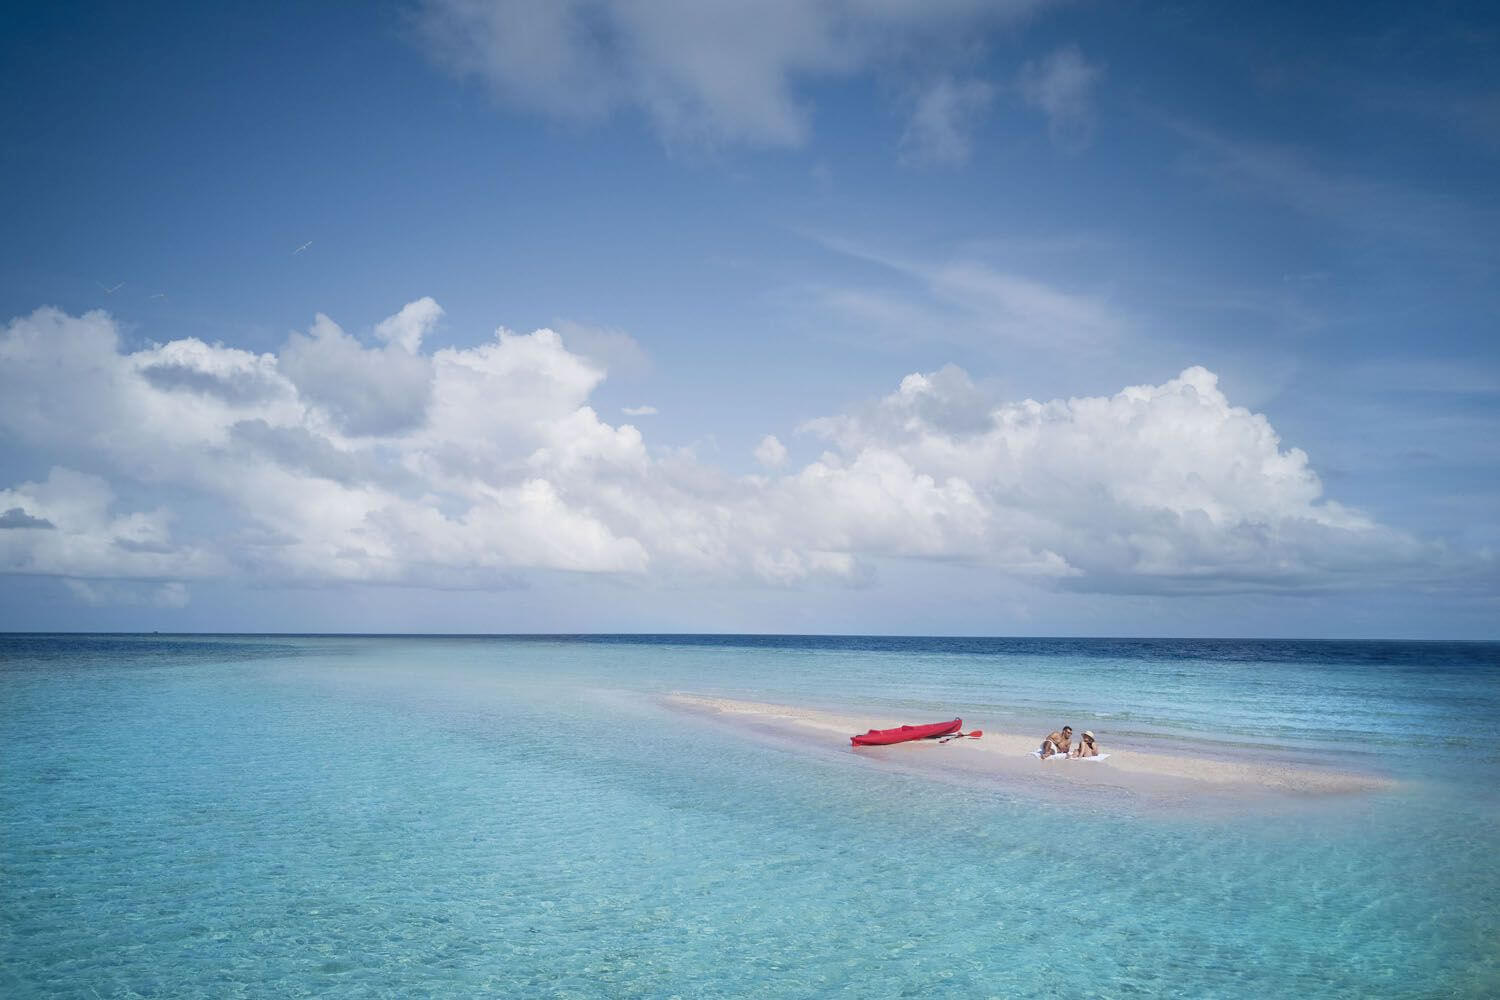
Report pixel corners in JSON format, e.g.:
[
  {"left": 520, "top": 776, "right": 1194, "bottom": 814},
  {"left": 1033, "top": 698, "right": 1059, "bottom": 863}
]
[{"left": 2, "top": 634, "right": 1497, "bottom": 998}]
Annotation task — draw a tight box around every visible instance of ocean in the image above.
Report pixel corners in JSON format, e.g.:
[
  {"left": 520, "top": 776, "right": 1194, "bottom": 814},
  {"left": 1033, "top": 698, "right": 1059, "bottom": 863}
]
[{"left": 2, "top": 633, "right": 1497, "bottom": 998}]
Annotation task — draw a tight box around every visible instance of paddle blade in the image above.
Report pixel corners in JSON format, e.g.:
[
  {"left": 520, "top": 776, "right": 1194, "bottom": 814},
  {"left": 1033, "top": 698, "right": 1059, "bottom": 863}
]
[{"left": 968, "top": 730, "right": 983, "bottom": 739}]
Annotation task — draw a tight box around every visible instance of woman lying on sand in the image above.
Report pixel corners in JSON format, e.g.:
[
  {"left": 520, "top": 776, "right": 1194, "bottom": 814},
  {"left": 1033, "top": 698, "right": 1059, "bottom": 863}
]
[{"left": 1072, "top": 731, "right": 1100, "bottom": 758}]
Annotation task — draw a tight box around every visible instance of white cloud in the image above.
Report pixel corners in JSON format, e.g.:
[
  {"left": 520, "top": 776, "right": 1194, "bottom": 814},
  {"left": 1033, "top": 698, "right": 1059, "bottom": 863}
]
[
  {"left": 754, "top": 434, "right": 788, "bottom": 468},
  {"left": 901, "top": 76, "right": 995, "bottom": 165},
  {"left": 0, "top": 307, "right": 644, "bottom": 594},
  {"left": 0, "top": 307, "right": 139, "bottom": 451},
  {"left": 0, "top": 301, "right": 1449, "bottom": 604},
  {"left": 414, "top": 0, "right": 1050, "bottom": 148},
  {"left": 136, "top": 337, "right": 290, "bottom": 406},
  {"left": 280, "top": 313, "right": 434, "bottom": 436},
  {"left": 1019, "top": 44, "right": 1102, "bottom": 150},
  {"left": 799, "top": 364, "right": 1434, "bottom": 592},
  {"left": 623, "top": 405, "right": 659, "bottom": 416},
  {"left": 0, "top": 467, "right": 222, "bottom": 595},
  {"left": 373, "top": 296, "right": 443, "bottom": 353}
]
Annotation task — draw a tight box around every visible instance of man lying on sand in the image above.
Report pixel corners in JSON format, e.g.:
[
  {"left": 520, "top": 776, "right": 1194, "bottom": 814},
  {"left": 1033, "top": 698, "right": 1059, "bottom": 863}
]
[{"left": 1039, "top": 726, "right": 1072, "bottom": 758}]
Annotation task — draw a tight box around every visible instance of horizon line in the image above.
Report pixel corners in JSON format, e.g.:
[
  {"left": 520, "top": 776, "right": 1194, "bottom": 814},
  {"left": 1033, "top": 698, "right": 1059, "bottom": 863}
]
[{"left": 2, "top": 631, "right": 1496, "bottom": 643}]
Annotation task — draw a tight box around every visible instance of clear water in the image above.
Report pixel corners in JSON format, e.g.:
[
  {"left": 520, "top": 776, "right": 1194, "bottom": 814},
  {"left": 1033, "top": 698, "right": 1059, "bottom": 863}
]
[{"left": 2, "top": 634, "right": 1498, "bottom": 998}]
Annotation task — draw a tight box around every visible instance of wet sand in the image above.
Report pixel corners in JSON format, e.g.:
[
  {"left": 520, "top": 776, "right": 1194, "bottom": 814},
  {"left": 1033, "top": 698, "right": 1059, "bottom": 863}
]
[{"left": 665, "top": 694, "right": 1398, "bottom": 804}]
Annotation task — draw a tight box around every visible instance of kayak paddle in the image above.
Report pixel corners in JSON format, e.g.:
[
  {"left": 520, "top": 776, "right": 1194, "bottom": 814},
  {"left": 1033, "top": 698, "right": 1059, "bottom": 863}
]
[{"left": 939, "top": 729, "right": 983, "bottom": 743}]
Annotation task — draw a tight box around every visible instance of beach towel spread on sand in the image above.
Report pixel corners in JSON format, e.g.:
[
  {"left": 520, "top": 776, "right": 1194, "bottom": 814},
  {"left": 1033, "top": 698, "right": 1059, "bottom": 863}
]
[{"left": 1031, "top": 750, "right": 1112, "bottom": 761}]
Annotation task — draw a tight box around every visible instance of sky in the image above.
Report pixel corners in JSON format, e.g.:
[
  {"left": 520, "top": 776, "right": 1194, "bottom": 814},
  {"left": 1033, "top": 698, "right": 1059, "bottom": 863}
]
[{"left": 1, "top": 0, "right": 1496, "bottom": 637}]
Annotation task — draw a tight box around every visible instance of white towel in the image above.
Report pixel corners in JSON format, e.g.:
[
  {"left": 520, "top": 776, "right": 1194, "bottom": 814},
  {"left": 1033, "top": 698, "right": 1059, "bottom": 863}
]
[{"left": 1031, "top": 750, "right": 1111, "bottom": 762}]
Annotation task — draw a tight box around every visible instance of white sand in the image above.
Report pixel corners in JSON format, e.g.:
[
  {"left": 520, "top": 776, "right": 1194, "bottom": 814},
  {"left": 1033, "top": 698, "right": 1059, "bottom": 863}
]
[{"left": 665, "top": 693, "right": 1397, "bottom": 800}]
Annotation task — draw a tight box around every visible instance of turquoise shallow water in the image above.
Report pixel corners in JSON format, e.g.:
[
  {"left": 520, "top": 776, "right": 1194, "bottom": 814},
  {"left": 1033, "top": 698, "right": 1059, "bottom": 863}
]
[{"left": 2, "top": 634, "right": 1498, "bottom": 998}]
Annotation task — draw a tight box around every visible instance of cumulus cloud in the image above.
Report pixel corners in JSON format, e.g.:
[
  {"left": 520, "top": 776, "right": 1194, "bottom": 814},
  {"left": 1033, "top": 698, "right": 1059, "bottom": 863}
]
[
  {"left": 754, "top": 434, "right": 788, "bottom": 468},
  {"left": 0, "top": 301, "right": 1445, "bottom": 605},
  {"left": 280, "top": 313, "right": 434, "bottom": 436},
  {"left": 373, "top": 295, "right": 443, "bottom": 353},
  {"left": 0, "top": 305, "right": 654, "bottom": 597},
  {"left": 1019, "top": 44, "right": 1102, "bottom": 151},
  {"left": 801, "top": 365, "right": 1432, "bottom": 592},
  {"left": 137, "top": 338, "right": 289, "bottom": 406},
  {"left": 414, "top": 0, "right": 1049, "bottom": 148},
  {"left": 0, "top": 468, "right": 221, "bottom": 598}
]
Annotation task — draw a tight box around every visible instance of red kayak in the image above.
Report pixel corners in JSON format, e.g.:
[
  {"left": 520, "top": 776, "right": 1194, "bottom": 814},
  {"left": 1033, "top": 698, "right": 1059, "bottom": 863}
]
[{"left": 851, "top": 718, "right": 962, "bottom": 746}]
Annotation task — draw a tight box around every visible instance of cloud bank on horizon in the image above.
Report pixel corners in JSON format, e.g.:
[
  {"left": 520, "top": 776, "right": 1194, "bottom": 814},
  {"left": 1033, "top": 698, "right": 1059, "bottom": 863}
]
[{"left": 0, "top": 300, "right": 1449, "bottom": 607}]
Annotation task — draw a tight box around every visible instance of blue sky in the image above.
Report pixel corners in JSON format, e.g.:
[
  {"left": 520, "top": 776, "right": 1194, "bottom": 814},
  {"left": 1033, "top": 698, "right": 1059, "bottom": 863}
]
[{"left": 1, "top": 0, "right": 1496, "bottom": 637}]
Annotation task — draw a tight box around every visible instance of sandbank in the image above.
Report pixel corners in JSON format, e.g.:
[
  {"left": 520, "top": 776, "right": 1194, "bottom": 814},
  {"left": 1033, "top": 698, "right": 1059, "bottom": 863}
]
[{"left": 666, "top": 694, "right": 1397, "bottom": 804}]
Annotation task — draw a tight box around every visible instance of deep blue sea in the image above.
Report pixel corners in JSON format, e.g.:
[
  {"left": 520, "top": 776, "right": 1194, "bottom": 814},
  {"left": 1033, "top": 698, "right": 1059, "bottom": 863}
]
[{"left": 3, "top": 634, "right": 1498, "bottom": 998}]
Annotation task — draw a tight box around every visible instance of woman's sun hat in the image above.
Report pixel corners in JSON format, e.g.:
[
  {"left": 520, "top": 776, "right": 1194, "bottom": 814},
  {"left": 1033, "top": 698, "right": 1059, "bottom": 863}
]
[{"left": 1083, "top": 731, "right": 1095, "bottom": 739}]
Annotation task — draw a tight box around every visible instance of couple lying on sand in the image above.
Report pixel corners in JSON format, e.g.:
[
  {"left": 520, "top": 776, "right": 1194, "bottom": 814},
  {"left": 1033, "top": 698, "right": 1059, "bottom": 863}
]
[{"left": 1038, "top": 726, "right": 1101, "bottom": 759}]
